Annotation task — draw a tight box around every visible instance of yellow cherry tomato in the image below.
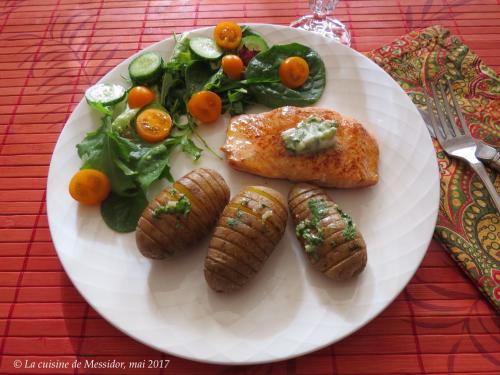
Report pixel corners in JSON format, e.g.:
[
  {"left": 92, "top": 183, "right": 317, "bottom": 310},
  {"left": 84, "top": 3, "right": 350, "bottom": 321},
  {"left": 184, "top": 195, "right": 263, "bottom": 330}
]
[
  {"left": 279, "top": 56, "right": 310, "bottom": 89},
  {"left": 187, "top": 91, "right": 222, "bottom": 124},
  {"left": 221, "top": 54, "right": 244, "bottom": 80},
  {"left": 135, "top": 108, "right": 172, "bottom": 142},
  {"left": 69, "top": 169, "right": 111, "bottom": 205},
  {"left": 214, "top": 21, "right": 242, "bottom": 50},
  {"left": 127, "top": 86, "right": 155, "bottom": 108}
]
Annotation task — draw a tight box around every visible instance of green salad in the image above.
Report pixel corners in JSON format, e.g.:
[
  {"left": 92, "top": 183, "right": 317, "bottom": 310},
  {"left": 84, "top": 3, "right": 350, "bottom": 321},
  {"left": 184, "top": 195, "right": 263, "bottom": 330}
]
[{"left": 70, "top": 22, "right": 326, "bottom": 232}]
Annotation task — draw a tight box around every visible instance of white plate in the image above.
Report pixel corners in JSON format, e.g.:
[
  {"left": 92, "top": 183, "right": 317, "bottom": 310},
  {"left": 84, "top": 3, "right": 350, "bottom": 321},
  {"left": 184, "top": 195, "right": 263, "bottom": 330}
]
[{"left": 47, "top": 24, "right": 439, "bottom": 364}]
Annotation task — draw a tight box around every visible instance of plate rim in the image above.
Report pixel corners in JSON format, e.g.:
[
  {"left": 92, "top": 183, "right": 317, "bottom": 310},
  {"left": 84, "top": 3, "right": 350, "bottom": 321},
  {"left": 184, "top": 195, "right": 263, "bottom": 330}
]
[{"left": 47, "top": 23, "right": 440, "bottom": 365}]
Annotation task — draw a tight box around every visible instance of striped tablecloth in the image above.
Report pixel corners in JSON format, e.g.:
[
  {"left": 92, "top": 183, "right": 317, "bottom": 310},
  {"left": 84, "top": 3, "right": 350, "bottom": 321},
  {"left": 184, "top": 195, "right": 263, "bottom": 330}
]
[{"left": 1, "top": 1, "right": 498, "bottom": 374}]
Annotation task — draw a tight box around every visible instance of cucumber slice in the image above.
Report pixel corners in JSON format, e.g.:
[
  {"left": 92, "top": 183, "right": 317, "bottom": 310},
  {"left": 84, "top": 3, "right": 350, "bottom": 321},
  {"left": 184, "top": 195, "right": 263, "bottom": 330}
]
[
  {"left": 239, "top": 35, "right": 269, "bottom": 53},
  {"left": 85, "top": 83, "right": 126, "bottom": 106},
  {"left": 128, "top": 52, "right": 163, "bottom": 84},
  {"left": 189, "top": 37, "right": 223, "bottom": 59}
]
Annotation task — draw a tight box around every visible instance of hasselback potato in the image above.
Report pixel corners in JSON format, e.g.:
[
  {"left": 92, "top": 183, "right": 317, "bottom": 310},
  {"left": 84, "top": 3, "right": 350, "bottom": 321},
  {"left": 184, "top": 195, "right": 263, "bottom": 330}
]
[
  {"left": 205, "top": 186, "right": 288, "bottom": 292},
  {"left": 288, "top": 183, "right": 367, "bottom": 280},
  {"left": 136, "top": 168, "right": 230, "bottom": 259}
]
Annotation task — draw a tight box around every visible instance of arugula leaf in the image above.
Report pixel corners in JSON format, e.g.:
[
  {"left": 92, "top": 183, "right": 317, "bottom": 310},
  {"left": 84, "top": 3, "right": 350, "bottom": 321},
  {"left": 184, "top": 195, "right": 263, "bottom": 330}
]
[
  {"left": 88, "top": 101, "right": 113, "bottom": 116},
  {"left": 228, "top": 101, "right": 244, "bottom": 115},
  {"left": 245, "top": 43, "right": 326, "bottom": 107},
  {"left": 180, "top": 135, "right": 202, "bottom": 160},
  {"left": 111, "top": 107, "right": 139, "bottom": 134},
  {"left": 161, "top": 163, "right": 174, "bottom": 183},
  {"left": 166, "top": 34, "right": 194, "bottom": 69},
  {"left": 227, "top": 87, "right": 247, "bottom": 102},
  {"left": 202, "top": 68, "right": 225, "bottom": 91},
  {"left": 241, "top": 24, "right": 262, "bottom": 38},
  {"left": 203, "top": 68, "right": 243, "bottom": 93},
  {"left": 160, "top": 72, "right": 178, "bottom": 107},
  {"left": 225, "top": 88, "right": 246, "bottom": 115},
  {"left": 101, "top": 192, "right": 148, "bottom": 233}
]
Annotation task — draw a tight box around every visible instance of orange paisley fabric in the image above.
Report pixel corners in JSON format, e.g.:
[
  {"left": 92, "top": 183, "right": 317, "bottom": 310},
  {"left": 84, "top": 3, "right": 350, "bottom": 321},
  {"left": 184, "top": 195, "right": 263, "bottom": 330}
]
[{"left": 366, "top": 25, "right": 500, "bottom": 312}]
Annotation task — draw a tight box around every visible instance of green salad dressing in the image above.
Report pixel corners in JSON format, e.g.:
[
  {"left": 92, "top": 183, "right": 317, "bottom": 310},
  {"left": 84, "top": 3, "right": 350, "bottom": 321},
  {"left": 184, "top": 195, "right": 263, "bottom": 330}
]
[
  {"left": 296, "top": 198, "right": 328, "bottom": 254},
  {"left": 281, "top": 116, "right": 337, "bottom": 155}
]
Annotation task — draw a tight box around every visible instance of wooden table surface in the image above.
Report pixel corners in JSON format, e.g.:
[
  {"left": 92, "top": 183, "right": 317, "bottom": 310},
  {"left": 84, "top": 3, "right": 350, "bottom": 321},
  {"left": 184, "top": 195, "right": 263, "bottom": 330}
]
[{"left": 0, "top": 1, "right": 499, "bottom": 374}]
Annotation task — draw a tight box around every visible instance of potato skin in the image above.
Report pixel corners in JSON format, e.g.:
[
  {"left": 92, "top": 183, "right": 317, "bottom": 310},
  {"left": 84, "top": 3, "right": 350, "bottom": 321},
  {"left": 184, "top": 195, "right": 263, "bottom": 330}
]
[
  {"left": 135, "top": 168, "right": 230, "bottom": 259},
  {"left": 288, "top": 183, "right": 367, "bottom": 280},
  {"left": 204, "top": 186, "right": 288, "bottom": 292}
]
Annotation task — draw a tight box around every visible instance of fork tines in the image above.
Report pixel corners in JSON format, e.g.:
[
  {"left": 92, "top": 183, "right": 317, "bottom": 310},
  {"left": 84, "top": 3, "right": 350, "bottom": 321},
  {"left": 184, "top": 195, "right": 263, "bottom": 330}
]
[{"left": 425, "top": 78, "right": 471, "bottom": 142}]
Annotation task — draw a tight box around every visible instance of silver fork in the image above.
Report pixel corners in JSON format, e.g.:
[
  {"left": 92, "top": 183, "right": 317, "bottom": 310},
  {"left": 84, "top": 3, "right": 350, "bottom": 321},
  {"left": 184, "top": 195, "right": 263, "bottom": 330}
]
[{"left": 425, "top": 78, "right": 500, "bottom": 211}]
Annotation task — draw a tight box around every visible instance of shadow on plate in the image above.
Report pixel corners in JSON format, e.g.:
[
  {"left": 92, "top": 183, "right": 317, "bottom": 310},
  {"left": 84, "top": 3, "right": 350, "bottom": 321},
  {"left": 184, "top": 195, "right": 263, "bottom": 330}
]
[
  {"left": 203, "top": 232, "right": 303, "bottom": 339},
  {"left": 301, "top": 245, "right": 375, "bottom": 322},
  {"left": 146, "top": 229, "right": 304, "bottom": 340}
]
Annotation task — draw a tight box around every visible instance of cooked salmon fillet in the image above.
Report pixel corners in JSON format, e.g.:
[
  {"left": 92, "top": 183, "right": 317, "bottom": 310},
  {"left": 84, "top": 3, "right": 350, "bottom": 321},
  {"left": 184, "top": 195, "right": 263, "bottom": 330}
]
[{"left": 221, "top": 106, "right": 379, "bottom": 188}]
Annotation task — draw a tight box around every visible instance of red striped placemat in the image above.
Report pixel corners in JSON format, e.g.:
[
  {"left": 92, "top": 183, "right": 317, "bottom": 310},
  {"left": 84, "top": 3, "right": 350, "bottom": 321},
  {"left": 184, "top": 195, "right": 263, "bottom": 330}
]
[{"left": 0, "top": 1, "right": 498, "bottom": 374}]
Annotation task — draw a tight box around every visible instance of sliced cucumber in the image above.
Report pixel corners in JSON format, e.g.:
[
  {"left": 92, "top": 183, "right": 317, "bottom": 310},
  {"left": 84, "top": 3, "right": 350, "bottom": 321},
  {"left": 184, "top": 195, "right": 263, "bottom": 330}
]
[
  {"left": 189, "top": 37, "right": 223, "bottom": 60},
  {"left": 128, "top": 52, "right": 163, "bottom": 84},
  {"left": 85, "top": 83, "right": 126, "bottom": 107},
  {"left": 239, "top": 35, "right": 269, "bottom": 53}
]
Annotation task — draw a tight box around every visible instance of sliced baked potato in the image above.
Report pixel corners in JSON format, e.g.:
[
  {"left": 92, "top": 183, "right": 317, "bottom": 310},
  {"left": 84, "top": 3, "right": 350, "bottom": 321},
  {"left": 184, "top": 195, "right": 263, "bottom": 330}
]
[
  {"left": 288, "top": 183, "right": 367, "bottom": 280},
  {"left": 205, "top": 186, "right": 288, "bottom": 292},
  {"left": 136, "top": 168, "right": 230, "bottom": 259}
]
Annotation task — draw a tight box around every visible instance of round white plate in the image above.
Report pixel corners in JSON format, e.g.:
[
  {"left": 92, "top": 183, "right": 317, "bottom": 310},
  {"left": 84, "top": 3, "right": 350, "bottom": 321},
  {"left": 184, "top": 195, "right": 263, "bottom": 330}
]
[{"left": 47, "top": 24, "right": 439, "bottom": 364}]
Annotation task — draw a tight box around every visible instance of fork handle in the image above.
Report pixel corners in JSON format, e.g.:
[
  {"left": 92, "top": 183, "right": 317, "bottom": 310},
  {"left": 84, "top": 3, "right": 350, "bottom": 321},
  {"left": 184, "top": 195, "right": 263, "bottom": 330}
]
[
  {"left": 486, "top": 151, "right": 500, "bottom": 173},
  {"left": 470, "top": 162, "right": 500, "bottom": 211}
]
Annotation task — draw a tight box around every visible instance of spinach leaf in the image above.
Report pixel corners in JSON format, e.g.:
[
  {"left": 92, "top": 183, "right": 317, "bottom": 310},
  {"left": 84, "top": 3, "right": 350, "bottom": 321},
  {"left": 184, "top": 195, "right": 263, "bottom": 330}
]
[
  {"left": 77, "top": 120, "right": 107, "bottom": 168},
  {"left": 109, "top": 131, "right": 141, "bottom": 162},
  {"left": 136, "top": 143, "right": 173, "bottom": 193},
  {"left": 78, "top": 116, "right": 181, "bottom": 232},
  {"left": 77, "top": 121, "right": 137, "bottom": 196},
  {"left": 98, "top": 132, "right": 139, "bottom": 196},
  {"left": 77, "top": 118, "right": 177, "bottom": 198},
  {"left": 186, "top": 61, "right": 215, "bottom": 97},
  {"left": 245, "top": 43, "right": 326, "bottom": 108},
  {"left": 101, "top": 192, "right": 148, "bottom": 233}
]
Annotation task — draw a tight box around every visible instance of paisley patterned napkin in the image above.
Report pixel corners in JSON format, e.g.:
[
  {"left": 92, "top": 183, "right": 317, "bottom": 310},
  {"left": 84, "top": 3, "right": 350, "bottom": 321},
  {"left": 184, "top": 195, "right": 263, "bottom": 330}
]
[{"left": 365, "top": 25, "right": 500, "bottom": 313}]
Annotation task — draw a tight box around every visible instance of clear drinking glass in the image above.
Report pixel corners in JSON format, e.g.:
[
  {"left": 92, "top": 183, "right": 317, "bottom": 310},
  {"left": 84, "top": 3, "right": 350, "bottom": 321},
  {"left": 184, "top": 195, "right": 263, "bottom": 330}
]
[{"left": 290, "top": 0, "right": 351, "bottom": 46}]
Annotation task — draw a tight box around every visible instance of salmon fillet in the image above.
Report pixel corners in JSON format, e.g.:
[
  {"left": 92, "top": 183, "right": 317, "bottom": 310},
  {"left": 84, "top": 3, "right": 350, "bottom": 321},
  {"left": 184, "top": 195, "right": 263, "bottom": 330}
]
[{"left": 221, "top": 106, "right": 379, "bottom": 188}]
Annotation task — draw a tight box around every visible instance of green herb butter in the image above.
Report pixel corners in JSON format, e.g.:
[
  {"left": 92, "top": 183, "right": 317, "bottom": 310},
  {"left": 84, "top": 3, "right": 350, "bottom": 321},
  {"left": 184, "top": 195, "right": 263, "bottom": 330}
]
[
  {"left": 295, "top": 198, "right": 329, "bottom": 255},
  {"left": 336, "top": 206, "right": 357, "bottom": 241},
  {"left": 152, "top": 193, "right": 191, "bottom": 219},
  {"left": 227, "top": 218, "right": 239, "bottom": 228},
  {"left": 281, "top": 116, "right": 337, "bottom": 155},
  {"left": 227, "top": 208, "right": 244, "bottom": 228}
]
